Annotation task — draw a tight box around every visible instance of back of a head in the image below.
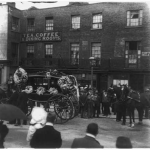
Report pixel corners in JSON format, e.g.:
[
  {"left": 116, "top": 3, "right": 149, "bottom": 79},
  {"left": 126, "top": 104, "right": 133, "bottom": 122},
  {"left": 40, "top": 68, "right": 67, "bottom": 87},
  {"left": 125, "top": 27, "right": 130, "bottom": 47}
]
[
  {"left": 47, "top": 112, "right": 56, "bottom": 124},
  {"left": 116, "top": 136, "right": 132, "bottom": 148},
  {"left": 86, "top": 123, "right": 98, "bottom": 136}
]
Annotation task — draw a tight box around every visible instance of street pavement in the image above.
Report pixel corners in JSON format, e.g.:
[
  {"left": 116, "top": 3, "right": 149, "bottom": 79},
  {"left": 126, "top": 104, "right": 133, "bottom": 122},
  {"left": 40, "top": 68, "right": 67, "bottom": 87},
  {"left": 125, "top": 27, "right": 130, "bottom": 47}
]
[{"left": 4, "top": 112, "right": 150, "bottom": 148}]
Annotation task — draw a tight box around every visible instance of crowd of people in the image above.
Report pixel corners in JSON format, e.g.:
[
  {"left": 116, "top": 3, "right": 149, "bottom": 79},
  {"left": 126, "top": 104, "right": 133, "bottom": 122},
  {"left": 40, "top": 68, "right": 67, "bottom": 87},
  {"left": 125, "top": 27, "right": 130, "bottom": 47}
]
[{"left": 0, "top": 107, "right": 133, "bottom": 148}]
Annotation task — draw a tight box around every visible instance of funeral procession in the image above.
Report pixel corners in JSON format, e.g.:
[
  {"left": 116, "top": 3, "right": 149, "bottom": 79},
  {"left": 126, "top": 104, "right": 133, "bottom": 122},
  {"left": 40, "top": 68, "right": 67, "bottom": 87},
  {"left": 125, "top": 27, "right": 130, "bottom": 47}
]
[{"left": 0, "top": 1, "right": 150, "bottom": 148}]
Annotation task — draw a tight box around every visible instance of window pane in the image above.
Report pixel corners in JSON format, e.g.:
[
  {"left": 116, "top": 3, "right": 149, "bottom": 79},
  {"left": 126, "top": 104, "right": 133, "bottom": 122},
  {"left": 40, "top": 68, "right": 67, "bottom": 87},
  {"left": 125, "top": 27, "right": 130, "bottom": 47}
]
[
  {"left": 92, "top": 14, "right": 102, "bottom": 29},
  {"left": 45, "top": 44, "right": 53, "bottom": 58},
  {"left": 71, "top": 43, "right": 79, "bottom": 64},
  {"left": 27, "top": 18, "right": 35, "bottom": 31},
  {"left": 45, "top": 18, "right": 53, "bottom": 31},
  {"left": 92, "top": 43, "right": 101, "bottom": 58},
  {"left": 12, "top": 17, "right": 19, "bottom": 31},
  {"left": 72, "top": 16, "right": 80, "bottom": 29}
]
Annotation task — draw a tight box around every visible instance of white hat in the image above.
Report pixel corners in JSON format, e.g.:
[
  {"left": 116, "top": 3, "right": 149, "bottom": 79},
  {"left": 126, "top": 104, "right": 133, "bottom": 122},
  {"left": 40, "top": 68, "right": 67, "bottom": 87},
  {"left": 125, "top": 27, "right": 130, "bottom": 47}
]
[{"left": 30, "top": 107, "right": 47, "bottom": 124}]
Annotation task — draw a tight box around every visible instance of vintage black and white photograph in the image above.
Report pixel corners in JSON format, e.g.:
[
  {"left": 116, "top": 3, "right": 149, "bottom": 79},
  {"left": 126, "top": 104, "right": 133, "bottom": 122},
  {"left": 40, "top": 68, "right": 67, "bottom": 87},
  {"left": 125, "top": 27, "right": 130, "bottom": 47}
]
[{"left": 0, "top": 0, "right": 150, "bottom": 148}]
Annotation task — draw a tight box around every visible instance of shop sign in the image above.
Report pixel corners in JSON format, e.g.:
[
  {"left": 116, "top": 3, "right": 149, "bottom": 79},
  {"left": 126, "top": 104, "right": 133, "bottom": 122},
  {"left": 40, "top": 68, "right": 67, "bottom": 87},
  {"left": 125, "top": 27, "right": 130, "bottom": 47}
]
[
  {"left": 21, "top": 32, "right": 61, "bottom": 42},
  {"left": 142, "top": 52, "right": 150, "bottom": 56}
]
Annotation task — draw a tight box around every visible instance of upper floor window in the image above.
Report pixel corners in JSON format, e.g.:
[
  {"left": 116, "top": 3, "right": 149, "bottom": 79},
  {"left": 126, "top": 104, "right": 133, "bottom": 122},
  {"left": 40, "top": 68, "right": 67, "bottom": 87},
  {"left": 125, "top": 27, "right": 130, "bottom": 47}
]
[
  {"left": 45, "top": 44, "right": 53, "bottom": 58},
  {"left": 45, "top": 17, "right": 53, "bottom": 31},
  {"left": 92, "top": 13, "right": 102, "bottom": 29},
  {"left": 27, "top": 18, "right": 35, "bottom": 32},
  {"left": 71, "top": 16, "right": 80, "bottom": 29},
  {"left": 70, "top": 43, "right": 79, "bottom": 65},
  {"left": 127, "top": 10, "right": 143, "bottom": 27},
  {"left": 91, "top": 43, "right": 101, "bottom": 65},
  {"left": 11, "top": 43, "right": 19, "bottom": 58},
  {"left": 12, "top": 16, "right": 19, "bottom": 31},
  {"left": 27, "top": 44, "right": 34, "bottom": 58},
  {"left": 125, "top": 41, "right": 141, "bottom": 68}
]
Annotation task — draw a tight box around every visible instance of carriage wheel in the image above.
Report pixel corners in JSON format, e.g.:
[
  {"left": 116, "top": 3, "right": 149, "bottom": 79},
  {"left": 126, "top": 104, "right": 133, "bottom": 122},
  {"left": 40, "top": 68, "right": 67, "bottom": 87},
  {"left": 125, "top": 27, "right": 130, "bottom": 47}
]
[
  {"left": 54, "top": 94, "right": 74, "bottom": 121},
  {"left": 69, "top": 93, "right": 80, "bottom": 119}
]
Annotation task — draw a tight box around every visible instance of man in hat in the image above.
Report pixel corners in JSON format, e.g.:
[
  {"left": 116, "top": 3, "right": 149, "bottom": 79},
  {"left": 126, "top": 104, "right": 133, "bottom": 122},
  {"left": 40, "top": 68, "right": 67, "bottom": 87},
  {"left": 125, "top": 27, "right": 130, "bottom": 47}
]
[
  {"left": 71, "top": 123, "right": 104, "bottom": 148},
  {"left": 30, "top": 112, "right": 62, "bottom": 148}
]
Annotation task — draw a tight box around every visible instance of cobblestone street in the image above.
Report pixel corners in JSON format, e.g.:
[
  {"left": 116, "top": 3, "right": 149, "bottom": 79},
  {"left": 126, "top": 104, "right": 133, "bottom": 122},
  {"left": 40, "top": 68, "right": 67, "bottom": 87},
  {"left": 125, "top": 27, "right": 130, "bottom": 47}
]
[{"left": 4, "top": 113, "right": 150, "bottom": 148}]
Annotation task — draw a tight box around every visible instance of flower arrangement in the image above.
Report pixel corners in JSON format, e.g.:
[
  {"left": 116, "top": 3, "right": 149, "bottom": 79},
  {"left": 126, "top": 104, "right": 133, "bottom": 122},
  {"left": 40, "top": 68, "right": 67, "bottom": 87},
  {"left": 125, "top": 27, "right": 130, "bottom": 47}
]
[
  {"left": 13, "top": 67, "right": 28, "bottom": 85},
  {"left": 22, "top": 86, "right": 33, "bottom": 94},
  {"left": 48, "top": 87, "right": 58, "bottom": 95},
  {"left": 36, "top": 87, "right": 45, "bottom": 95}
]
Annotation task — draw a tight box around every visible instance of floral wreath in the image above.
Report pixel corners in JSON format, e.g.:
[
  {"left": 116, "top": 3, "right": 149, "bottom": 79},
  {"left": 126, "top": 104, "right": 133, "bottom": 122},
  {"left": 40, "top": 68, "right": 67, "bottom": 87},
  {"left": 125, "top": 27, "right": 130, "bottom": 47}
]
[
  {"left": 36, "top": 87, "right": 45, "bottom": 95},
  {"left": 57, "top": 76, "right": 73, "bottom": 90},
  {"left": 13, "top": 67, "right": 28, "bottom": 85},
  {"left": 48, "top": 87, "right": 58, "bottom": 95},
  {"left": 22, "top": 85, "right": 33, "bottom": 94}
]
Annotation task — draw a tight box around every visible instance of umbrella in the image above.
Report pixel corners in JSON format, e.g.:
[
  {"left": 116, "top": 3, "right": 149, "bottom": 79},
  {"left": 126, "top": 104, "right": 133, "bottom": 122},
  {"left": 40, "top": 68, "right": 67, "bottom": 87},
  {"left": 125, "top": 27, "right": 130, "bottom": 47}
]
[{"left": 0, "top": 104, "right": 27, "bottom": 121}]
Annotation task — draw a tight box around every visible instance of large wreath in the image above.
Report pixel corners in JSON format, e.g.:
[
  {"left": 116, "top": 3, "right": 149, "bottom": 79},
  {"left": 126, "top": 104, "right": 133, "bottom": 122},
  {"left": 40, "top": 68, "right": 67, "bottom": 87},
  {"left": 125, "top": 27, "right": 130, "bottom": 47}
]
[{"left": 13, "top": 67, "right": 28, "bottom": 85}]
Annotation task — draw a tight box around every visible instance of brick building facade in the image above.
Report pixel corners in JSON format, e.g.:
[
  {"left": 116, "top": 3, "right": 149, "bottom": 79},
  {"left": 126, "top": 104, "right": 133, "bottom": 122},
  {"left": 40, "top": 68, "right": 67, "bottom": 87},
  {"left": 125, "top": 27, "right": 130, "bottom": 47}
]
[{"left": 0, "top": 2, "right": 150, "bottom": 92}]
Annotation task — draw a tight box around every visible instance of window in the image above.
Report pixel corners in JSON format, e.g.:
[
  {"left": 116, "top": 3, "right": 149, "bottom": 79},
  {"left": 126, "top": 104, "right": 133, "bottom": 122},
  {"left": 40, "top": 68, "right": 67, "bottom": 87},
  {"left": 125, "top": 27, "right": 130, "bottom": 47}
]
[
  {"left": 127, "top": 10, "right": 143, "bottom": 26},
  {"left": 11, "top": 43, "right": 18, "bottom": 58},
  {"left": 45, "top": 44, "right": 53, "bottom": 58},
  {"left": 91, "top": 43, "right": 101, "bottom": 65},
  {"left": 27, "top": 18, "right": 35, "bottom": 32},
  {"left": 125, "top": 41, "right": 141, "bottom": 67},
  {"left": 71, "top": 16, "right": 80, "bottom": 29},
  {"left": 113, "top": 79, "right": 128, "bottom": 86},
  {"left": 27, "top": 44, "right": 34, "bottom": 58},
  {"left": 92, "top": 14, "right": 102, "bottom": 29},
  {"left": 70, "top": 43, "right": 79, "bottom": 65},
  {"left": 12, "top": 17, "right": 19, "bottom": 31},
  {"left": 45, "top": 17, "right": 53, "bottom": 31}
]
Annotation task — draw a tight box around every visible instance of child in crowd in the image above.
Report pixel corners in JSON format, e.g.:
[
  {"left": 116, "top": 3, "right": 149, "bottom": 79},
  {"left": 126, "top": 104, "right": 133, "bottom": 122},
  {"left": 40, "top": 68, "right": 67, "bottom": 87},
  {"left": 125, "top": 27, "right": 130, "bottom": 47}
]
[{"left": 26, "top": 107, "right": 47, "bottom": 142}]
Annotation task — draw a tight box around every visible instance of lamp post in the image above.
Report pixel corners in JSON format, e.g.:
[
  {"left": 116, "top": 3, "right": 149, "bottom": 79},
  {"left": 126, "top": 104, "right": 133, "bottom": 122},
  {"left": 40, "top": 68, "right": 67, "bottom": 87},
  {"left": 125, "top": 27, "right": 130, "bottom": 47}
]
[{"left": 89, "top": 57, "right": 95, "bottom": 90}]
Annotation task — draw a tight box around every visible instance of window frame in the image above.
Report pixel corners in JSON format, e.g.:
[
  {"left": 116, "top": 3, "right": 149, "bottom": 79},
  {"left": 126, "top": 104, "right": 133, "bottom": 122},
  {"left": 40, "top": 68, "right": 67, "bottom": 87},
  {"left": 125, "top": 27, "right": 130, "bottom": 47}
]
[
  {"left": 45, "top": 17, "right": 54, "bottom": 31},
  {"left": 71, "top": 15, "right": 80, "bottom": 30},
  {"left": 126, "top": 10, "right": 143, "bottom": 27},
  {"left": 45, "top": 43, "right": 53, "bottom": 58},
  {"left": 26, "top": 44, "right": 34, "bottom": 58},
  {"left": 92, "top": 13, "right": 102, "bottom": 29},
  {"left": 11, "top": 16, "right": 20, "bottom": 32},
  {"left": 70, "top": 43, "right": 80, "bottom": 65},
  {"left": 27, "top": 18, "right": 35, "bottom": 32}
]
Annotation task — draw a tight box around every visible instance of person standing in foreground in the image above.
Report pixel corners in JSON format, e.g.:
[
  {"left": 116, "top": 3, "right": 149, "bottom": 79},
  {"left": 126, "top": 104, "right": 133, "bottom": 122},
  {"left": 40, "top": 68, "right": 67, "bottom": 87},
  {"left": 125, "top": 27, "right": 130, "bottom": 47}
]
[
  {"left": 30, "top": 112, "right": 62, "bottom": 148},
  {"left": 71, "top": 123, "right": 104, "bottom": 148}
]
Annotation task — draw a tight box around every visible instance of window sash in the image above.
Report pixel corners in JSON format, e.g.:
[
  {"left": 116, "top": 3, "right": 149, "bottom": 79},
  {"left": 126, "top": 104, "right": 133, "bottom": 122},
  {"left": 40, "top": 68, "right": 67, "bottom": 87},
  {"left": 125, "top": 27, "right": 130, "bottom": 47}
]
[
  {"left": 71, "top": 43, "right": 79, "bottom": 64},
  {"left": 12, "top": 17, "right": 19, "bottom": 31},
  {"left": 27, "top": 44, "right": 34, "bottom": 53},
  {"left": 92, "top": 14, "right": 102, "bottom": 29},
  {"left": 27, "top": 19, "right": 35, "bottom": 31},
  {"left": 45, "top": 44, "right": 53, "bottom": 57},
  {"left": 127, "top": 10, "right": 143, "bottom": 26},
  {"left": 72, "top": 16, "right": 80, "bottom": 29},
  {"left": 92, "top": 43, "right": 101, "bottom": 58},
  {"left": 45, "top": 18, "right": 53, "bottom": 31}
]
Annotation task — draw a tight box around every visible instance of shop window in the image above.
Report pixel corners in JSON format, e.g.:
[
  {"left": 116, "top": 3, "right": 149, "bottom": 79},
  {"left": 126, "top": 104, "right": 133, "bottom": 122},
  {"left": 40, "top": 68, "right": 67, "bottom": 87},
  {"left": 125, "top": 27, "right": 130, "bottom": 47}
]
[
  {"left": 127, "top": 10, "right": 143, "bottom": 27},
  {"left": 27, "top": 44, "right": 34, "bottom": 58},
  {"left": 27, "top": 18, "right": 35, "bottom": 32},
  {"left": 11, "top": 43, "right": 18, "bottom": 58},
  {"left": 125, "top": 41, "right": 141, "bottom": 68},
  {"left": 113, "top": 79, "right": 128, "bottom": 86},
  {"left": 92, "top": 13, "right": 102, "bottom": 29},
  {"left": 70, "top": 43, "right": 79, "bottom": 65},
  {"left": 71, "top": 15, "right": 80, "bottom": 29},
  {"left": 45, "top": 44, "right": 53, "bottom": 58},
  {"left": 11, "top": 16, "right": 19, "bottom": 31},
  {"left": 45, "top": 17, "right": 53, "bottom": 31}
]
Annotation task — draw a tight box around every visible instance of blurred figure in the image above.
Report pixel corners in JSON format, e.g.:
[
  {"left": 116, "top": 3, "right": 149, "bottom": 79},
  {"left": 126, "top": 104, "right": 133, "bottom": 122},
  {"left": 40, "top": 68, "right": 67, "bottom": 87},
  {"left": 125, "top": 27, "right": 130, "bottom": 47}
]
[
  {"left": 7, "top": 74, "right": 14, "bottom": 97},
  {"left": 71, "top": 123, "right": 104, "bottom": 148},
  {"left": 26, "top": 107, "right": 47, "bottom": 142},
  {"left": 116, "top": 136, "right": 132, "bottom": 148},
  {"left": 0, "top": 121, "right": 9, "bottom": 148},
  {"left": 30, "top": 112, "right": 62, "bottom": 148}
]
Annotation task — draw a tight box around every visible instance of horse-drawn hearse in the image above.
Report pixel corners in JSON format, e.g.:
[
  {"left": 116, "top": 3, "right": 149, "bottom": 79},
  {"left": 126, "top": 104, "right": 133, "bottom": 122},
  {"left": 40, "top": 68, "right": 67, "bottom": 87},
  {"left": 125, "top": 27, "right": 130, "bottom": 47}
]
[{"left": 0, "top": 67, "right": 80, "bottom": 124}]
